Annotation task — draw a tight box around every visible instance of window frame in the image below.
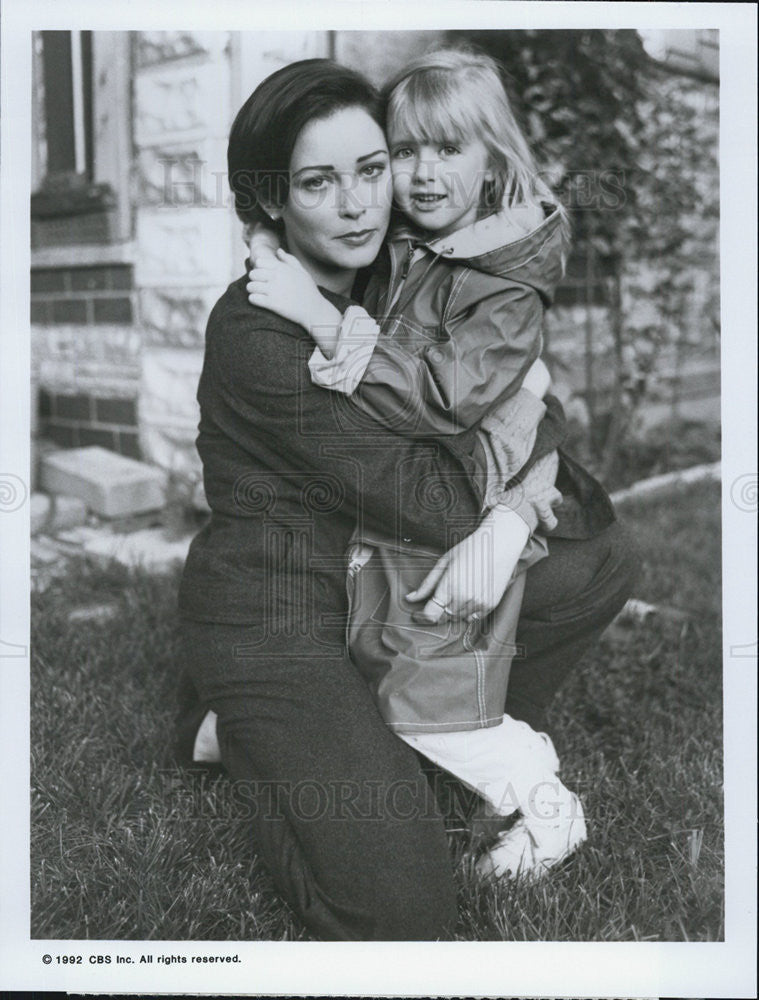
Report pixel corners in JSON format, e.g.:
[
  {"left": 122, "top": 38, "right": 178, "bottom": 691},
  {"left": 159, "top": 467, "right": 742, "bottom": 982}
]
[{"left": 31, "top": 31, "right": 133, "bottom": 259}]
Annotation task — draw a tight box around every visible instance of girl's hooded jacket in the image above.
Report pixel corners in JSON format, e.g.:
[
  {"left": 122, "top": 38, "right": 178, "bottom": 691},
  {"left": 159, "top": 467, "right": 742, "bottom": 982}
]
[
  {"left": 308, "top": 202, "right": 595, "bottom": 732},
  {"left": 365, "top": 201, "right": 565, "bottom": 431},
  {"left": 309, "top": 201, "right": 569, "bottom": 522}
]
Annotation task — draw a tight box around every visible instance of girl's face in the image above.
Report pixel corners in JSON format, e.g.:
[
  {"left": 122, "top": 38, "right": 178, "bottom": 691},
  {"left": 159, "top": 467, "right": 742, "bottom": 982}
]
[
  {"left": 388, "top": 129, "right": 493, "bottom": 238},
  {"left": 280, "top": 107, "right": 391, "bottom": 291}
]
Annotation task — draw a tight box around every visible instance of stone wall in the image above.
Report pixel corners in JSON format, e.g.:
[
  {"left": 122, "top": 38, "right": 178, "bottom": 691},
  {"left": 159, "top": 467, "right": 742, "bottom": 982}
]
[
  {"left": 132, "top": 31, "right": 234, "bottom": 482},
  {"left": 132, "top": 30, "right": 332, "bottom": 483}
]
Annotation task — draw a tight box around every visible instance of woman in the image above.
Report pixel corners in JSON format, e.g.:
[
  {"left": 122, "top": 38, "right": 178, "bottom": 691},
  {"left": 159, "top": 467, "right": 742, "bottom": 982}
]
[{"left": 177, "top": 59, "right": 638, "bottom": 941}]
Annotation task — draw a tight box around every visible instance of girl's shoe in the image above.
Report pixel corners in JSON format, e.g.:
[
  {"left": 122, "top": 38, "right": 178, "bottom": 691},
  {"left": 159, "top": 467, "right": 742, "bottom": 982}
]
[
  {"left": 476, "top": 788, "right": 587, "bottom": 881},
  {"left": 475, "top": 816, "right": 535, "bottom": 879}
]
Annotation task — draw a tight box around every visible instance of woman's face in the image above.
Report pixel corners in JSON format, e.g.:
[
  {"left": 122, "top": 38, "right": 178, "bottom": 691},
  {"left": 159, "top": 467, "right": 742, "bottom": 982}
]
[{"left": 280, "top": 107, "right": 391, "bottom": 290}]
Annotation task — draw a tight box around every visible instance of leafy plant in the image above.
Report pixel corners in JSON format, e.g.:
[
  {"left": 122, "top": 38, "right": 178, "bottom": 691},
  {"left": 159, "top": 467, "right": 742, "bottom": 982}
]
[{"left": 446, "top": 30, "right": 720, "bottom": 476}]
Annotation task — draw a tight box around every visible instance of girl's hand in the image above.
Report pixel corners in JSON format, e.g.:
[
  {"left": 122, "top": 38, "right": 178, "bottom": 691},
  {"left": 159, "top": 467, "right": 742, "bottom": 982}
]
[
  {"left": 406, "top": 505, "right": 530, "bottom": 624},
  {"left": 243, "top": 221, "right": 281, "bottom": 264},
  {"left": 521, "top": 357, "right": 551, "bottom": 399},
  {"left": 248, "top": 228, "right": 281, "bottom": 264},
  {"left": 247, "top": 249, "right": 319, "bottom": 325},
  {"left": 247, "top": 249, "right": 341, "bottom": 354}
]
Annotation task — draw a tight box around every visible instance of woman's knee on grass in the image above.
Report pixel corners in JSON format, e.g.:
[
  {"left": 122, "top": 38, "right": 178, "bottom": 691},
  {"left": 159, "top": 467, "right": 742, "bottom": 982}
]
[
  {"left": 365, "top": 843, "right": 458, "bottom": 940},
  {"left": 274, "top": 792, "right": 458, "bottom": 940},
  {"left": 321, "top": 762, "right": 458, "bottom": 939},
  {"left": 521, "top": 519, "right": 641, "bottom": 635},
  {"left": 590, "top": 519, "right": 641, "bottom": 627}
]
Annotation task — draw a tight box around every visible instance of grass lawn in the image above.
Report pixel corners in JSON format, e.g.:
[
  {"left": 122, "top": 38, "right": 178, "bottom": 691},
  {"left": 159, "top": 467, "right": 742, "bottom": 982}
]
[{"left": 30, "top": 479, "right": 723, "bottom": 941}]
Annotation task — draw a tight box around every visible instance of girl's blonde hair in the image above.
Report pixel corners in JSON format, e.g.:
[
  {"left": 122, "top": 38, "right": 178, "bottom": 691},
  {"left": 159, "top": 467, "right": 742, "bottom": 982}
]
[{"left": 384, "top": 47, "right": 569, "bottom": 240}]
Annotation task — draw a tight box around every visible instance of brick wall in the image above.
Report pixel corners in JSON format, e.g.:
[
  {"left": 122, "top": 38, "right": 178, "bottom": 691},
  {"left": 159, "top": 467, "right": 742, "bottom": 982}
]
[
  {"left": 37, "top": 388, "right": 140, "bottom": 457},
  {"left": 31, "top": 263, "right": 141, "bottom": 458},
  {"left": 31, "top": 264, "right": 134, "bottom": 325}
]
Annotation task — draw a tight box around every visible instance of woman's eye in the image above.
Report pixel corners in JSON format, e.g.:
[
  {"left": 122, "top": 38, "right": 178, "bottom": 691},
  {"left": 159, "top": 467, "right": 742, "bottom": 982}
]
[
  {"left": 300, "top": 175, "right": 329, "bottom": 191},
  {"left": 392, "top": 147, "right": 413, "bottom": 160},
  {"left": 361, "top": 162, "right": 386, "bottom": 179},
  {"left": 441, "top": 145, "right": 460, "bottom": 157}
]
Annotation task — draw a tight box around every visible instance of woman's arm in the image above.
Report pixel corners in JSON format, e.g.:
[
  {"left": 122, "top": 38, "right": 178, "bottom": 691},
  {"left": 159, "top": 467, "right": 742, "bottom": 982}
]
[
  {"left": 206, "top": 286, "right": 485, "bottom": 552},
  {"left": 220, "top": 277, "right": 561, "bottom": 618},
  {"left": 248, "top": 251, "right": 546, "bottom": 436},
  {"left": 247, "top": 252, "right": 555, "bottom": 487},
  {"left": 244, "top": 236, "right": 562, "bottom": 524},
  {"left": 406, "top": 502, "right": 529, "bottom": 623}
]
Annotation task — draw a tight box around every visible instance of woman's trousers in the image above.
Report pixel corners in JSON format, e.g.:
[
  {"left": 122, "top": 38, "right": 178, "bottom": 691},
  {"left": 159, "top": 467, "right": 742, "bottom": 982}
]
[{"left": 178, "top": 519, "right": 639, "bottom": 941}]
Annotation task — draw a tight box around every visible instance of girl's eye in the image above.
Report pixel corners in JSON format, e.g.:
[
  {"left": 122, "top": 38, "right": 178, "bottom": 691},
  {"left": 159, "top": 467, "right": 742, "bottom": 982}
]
[
  {"left": 441, "top": 145, "right": 460, "bottom": 157},
  {"left": 392, "top": 147, "right": 414, "bottom": 160},
  {"left": 360, "top": 162, "right": 386, "bottom": 179}
]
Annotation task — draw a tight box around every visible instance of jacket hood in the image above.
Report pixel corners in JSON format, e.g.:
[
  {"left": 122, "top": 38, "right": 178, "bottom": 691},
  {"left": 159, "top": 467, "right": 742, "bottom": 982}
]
[{"left": 392, "top": 201, "right": 567, "bottom": 305}]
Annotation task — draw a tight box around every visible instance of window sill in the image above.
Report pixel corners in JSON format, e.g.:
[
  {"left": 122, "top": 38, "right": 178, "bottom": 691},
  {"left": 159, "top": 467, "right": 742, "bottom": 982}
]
[
  {"left": 31, "top": 175, "right": 131, "bottom": 251},
  {"left": 31, "top": 178, "right": 116, "bottom": 219}
]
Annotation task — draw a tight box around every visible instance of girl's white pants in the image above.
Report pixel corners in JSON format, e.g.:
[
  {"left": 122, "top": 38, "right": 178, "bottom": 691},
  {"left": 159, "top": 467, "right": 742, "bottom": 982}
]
[{"left": 401, "top": 715, "right": 587, "bottom": 878}]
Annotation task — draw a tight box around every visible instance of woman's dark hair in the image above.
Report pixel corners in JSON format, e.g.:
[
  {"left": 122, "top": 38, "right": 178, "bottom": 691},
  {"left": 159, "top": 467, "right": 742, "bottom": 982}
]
[{"left": 228, "top": 59, "right": 383, "bottom": 227}]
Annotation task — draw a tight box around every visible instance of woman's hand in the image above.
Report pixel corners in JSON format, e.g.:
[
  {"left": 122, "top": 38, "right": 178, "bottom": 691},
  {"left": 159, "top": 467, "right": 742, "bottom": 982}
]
[
  {"left": 406, "top": 505, "right": 530, "bottom": 624},
  {"left": 521, "top": 357, "right": 552, "bottom": 399},
  {"left": 247, "top": 249, "right": 342, "bottom": 355}
]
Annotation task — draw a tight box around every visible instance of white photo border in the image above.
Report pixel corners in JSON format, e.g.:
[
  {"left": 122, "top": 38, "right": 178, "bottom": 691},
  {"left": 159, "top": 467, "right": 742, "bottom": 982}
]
[{"left": 1, "top": 1, "right": 756, "bottom": 995}]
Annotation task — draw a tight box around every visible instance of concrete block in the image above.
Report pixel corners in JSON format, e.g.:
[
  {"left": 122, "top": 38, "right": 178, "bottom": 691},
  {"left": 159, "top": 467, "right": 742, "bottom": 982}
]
[
  {"left": 40, "top": 446, "right": 168, "bottom": 519},
  {"left": 31, "top": 438, "right": 59, "bottom": 494}
]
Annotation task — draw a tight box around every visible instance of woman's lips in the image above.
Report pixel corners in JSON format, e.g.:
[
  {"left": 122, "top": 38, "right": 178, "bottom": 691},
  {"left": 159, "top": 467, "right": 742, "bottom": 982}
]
[{"left": 335, "top": 229, "right": 377, "bottom": 247}]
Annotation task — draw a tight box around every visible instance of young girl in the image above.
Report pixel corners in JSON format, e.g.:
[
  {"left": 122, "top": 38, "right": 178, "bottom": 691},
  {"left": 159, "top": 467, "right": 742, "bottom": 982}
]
[{"left": 244, "top": 48, "right": 587, "bottom": 880}]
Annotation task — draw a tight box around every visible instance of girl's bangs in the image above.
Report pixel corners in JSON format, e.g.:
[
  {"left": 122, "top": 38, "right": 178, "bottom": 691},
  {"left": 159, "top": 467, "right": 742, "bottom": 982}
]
[{"left": 388, "top": 75, "right": 481, "bottom": 145}]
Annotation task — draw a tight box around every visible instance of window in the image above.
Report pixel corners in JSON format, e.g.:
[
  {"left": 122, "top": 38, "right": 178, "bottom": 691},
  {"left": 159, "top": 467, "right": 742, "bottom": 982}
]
[
  {"left": 31, "top": 31, "right": 131, "bottom": 249},
  {"left": 39, "top": 31, "right": 94, "bottom": 180}
]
